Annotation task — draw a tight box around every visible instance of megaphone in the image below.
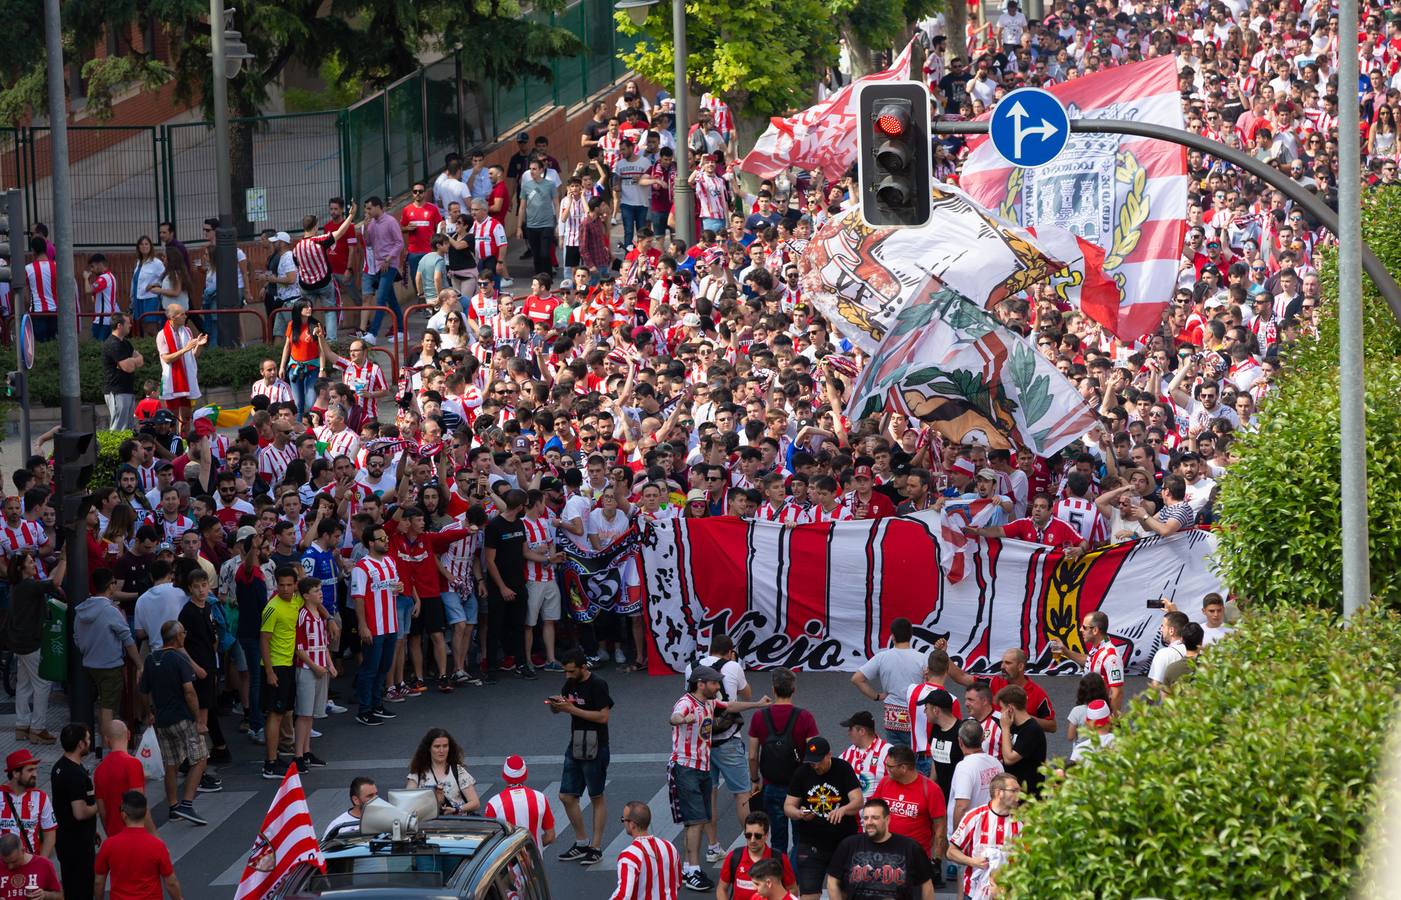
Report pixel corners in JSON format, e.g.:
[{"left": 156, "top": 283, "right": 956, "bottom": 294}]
[{"left": 358, "top": 788, "right": 440, "bottom": 839}]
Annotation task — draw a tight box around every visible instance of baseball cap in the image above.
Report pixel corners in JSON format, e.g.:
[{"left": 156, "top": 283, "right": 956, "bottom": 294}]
[
  {"left": 273, "top": 231, "right": 292, "bottom": 244},
  {"left": 502, "top": 755, "right": 529, "bottom": 784},
  {"left": 685, "top": 488, "right": 707, "bottom": 504},
  {"left": 157, "top": 542, "right": 175, "bottom": 555},
  {"left": 235, "top": 525, "right": 257, "bottom": 542},
  {"left": 1086, "top": 699, "right": 1112, "bottom": 723},
  {"left": 689, "top": 665, "right": 723, "bottom": 686},
  {"left": 852, "top": 465, "right": 874, "bottom": 481},
  {"left": 802, "top": 736, "right": 831, "bottom": 763},
  {"left": 152, "top": 409, "right": 177, "bottom": 425},
  {"left": 682, "top": 313, "right": 702, "bottom": 328},
  {"left": 539, "top": 476, "right": 562, "bottom": 493},
  {"left": 840, "top": 710, "right": 876, "bottom": 731},
  {"left": 515, "top": 131, "right": 530, "bottom": 143},
  {"left": 976, "top": 467, "right": 999, "bottom": 483},
  {"left": 560, "top": 279, "right": 575, "bottom": 291},
  {"left": 919, "top": 688, "right": 955, "bottom": 712}
]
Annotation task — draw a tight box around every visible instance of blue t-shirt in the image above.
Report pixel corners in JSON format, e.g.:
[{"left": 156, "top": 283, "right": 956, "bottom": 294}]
[{"left": 300, "top": 544, "right": 341, "bottom": 614}]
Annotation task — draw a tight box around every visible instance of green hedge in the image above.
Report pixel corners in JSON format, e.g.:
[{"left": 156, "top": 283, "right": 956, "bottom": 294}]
[
  {"left": 26, "top": 338, "right": 270, "bottom": 408},
  {"left": 92, "top": 430, "right": 134, "bottom": 488},
  {"left": 999, "top": 607, "right": 1401, "bottom": 899}
]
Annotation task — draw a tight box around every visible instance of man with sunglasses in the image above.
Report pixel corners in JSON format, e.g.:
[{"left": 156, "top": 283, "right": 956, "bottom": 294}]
[
  {"left": 399, "top": 182, "right": 443, "bottom": 288},
  {"left": 718, "top": 811, "right": 798, "bottom": 900}
]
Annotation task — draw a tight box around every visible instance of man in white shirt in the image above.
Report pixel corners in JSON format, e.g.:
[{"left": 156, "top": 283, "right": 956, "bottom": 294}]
[
  {"left": 1179, "top": 452, "right": 1216, "bottom": 516},
  {"left": 1146, "top": 611, "right": 1190, "bottom": 693},
  {"left": 948, "top": 719, "right": 1004, "bottom": 842},
  {"left": 323, "top": 776, "right": 378, "bottom": 841},
  {"left": 132, "top": 560, "right": 186, "bottom": 650},
  {"left": 997, "top": 1, "right": 1028, "bottom": 51},
  {"left": 1198, "top": 593, "right": 1235, "bottom": 647}
]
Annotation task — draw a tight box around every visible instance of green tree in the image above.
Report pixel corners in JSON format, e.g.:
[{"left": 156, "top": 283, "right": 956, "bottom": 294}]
[{"left": 830, "top": 0, "right": 942, "bottom": 77}]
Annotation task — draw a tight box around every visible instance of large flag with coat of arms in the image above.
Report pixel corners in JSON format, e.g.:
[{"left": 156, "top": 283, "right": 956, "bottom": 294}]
[{"left": 960, "top": 56, "right": 1188, "bottom": 342}]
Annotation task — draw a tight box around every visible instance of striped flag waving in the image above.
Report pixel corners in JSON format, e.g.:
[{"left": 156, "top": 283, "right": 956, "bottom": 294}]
[{"left": 234, "top": 765, "right": 324, "bottom": 900}]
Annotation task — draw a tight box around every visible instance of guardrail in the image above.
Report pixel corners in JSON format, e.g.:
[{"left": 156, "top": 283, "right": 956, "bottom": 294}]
[{"left": 135, "top": 307, "right": 272, "bottom": 345}]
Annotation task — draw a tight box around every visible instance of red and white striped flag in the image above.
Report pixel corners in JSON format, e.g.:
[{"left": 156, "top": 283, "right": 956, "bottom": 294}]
[
  {"left": 740, "top": 41, "right": 915, "bottom": 182},
  {"left": 960, "top": 56, "right": 1188, "bottom": 342},
  {"left": 234, "top": 765, "right": 324, "bottom": 900}
]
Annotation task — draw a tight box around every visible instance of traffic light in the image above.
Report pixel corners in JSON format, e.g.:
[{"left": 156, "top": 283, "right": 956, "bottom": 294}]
[
  {"left": 54, "top": 430, "right": 97, "bottom": 496},
  {"left": 857, "top": 82, "right": 933, "bottom": 228},
  {"left": 0, "top": 189, "right": 17, "bottom": 286}
]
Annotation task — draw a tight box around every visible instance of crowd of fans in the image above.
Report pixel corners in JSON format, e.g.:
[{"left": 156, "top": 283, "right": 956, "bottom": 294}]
[{"left": 0, "top": 0, "right": 1373, "bottom": 894}]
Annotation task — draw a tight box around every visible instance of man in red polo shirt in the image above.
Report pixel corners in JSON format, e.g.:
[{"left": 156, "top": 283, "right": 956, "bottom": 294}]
[
  {"left": 399, "top": 182, "right": 444, "bottom": 286},
  {"left": 844, "top": 464, "right": 896, "bottom": 520},
  {"left": 948, "top": 648, "right": 1056, "bottom": 733},
  {"left": 716, "top": 811, "right": 797, "bottom": 900},
  {"left": 870, "top": 744, "right": 946, "bottom": 864},
  {"left": 966, "top": 493, "right": 1086, "bottom": 556}
]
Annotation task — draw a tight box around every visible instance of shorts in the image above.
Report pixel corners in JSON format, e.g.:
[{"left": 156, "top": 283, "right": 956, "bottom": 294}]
[
  {"left": 262, "top": 665, "right": 296, "bottom": 714},
  {"left": 294, "top": 666, "right": 329, "bottom": 718},
  {"left": 560, "top": 740, "right": 609, "bottom": 799},
  {"left": 671, "top": 762, "right": 712, "bottom": 825},
  {"left": 156, "top": 719, "right": 208, "bottom": 769},
  {"left": 396, "top": 595, "right": 416, "bottom": 637},
  {"left": 412, "top": 595, "right": 446, "bottom": 635},
  {"left": 229, "top": 640, "right": 248, "bottom": 673},
  {"left": 525, "top": 581, "right": 561, "bottom": 626},
  {"left": 442, "top": 591, "right": 478, "bottom": 627},
  {"left": 710, "top": 738, "right": 750, "bottom": 794},
  {"left": 85, "top": 667, "right": 124, "bottom": 711},
  {"left": 793, "top": 842, "right": 836, "bottom": 895}
]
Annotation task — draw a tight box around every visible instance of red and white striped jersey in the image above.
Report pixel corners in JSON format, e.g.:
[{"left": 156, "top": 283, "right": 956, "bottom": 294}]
[
  {"left": 756, "top": 499, "right": 803, "bottom": 524},
  {"left": 951, "top": 804, "right": 1022, "bottom": 898},
  {"left": 251, "top": 378, "right": 294, "bottom": 404},
  {"left": 24, "top": 260, "right": 58, "bottom": 313},
  {"left": 597, "top": 133, "right": 623, "bottom": 170},
  {"left": 980, "top": 713, "right": 1003, "bottom": 760},
  {"left": 0, "top": 520, "right": 47, "bottom": 562},
  {"left": 693, "top": 173, "right": 731, "bottom": 220},
  {"left": 803, "top": 502, "right": 852, "bottom": 524},
  {"left": 1088, "top": 641, "right": 1124, "bottom": 689},
  {"left": 699, "top": 93, "right": 734, "bottom": 136},
  {"left": 905, "top": 682, "right": 962, "bottom": 754},
  {"left": 351, "top": 555, "right": 401, "bottom": 637},
  {"left": 484, "top": 786, "right": 555, "bottom": 847},
  {"left": 438, "top": 521, "right": 482, "bottom": 587},
  {"left": 135, "top": 463, "right": 158, "bottom": 493},
  {"left": 472, "top": 217, "right": 508, "bottom": 260},
  {"left": 143, "top": 511, "right": 196, "bottom": 543},
  {"left": 557, "top": 195, "right": 588, "bottom": 247},
  {"left": 91, "top": 272, "right": 119, "bottom": 323},
  {"left": 259, "top": 442, "right": 298, "bottom": 484},
  {"left": 610, "top": 834, "right": 682, "bottom": 900},
  {"left": 1052, "top": 496, "right": 1105, "bottom": 544},
  {"left": 523, "top": 515, "right": 556, "bottom": 583},
  {"left": 840, "top": 738, "right": 891, "bottom": 794},
  {"left": 0, "top": 787, "right": 56, "bottom": 842},
  {"left": 670, "top": 692, "right": 720, "bottom": 770},
  {"left": 334, "top": 357, "right": 389, "bottom": 422},
  {"left": 295, "top": 606, "right": 331, "bottom": 670},
  {"left": 292, "top": 233, "right": 334, "bottom": 286},
  {"left": 316, "top": 425, "right": 361, "bottom": 461}
]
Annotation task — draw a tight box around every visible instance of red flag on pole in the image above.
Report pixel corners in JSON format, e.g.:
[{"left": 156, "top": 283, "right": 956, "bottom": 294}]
[{"left": 234, "top": 764, "right": 324, "bottom": 900}]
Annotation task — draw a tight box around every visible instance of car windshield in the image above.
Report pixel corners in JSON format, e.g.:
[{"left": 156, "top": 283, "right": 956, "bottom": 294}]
[{"left": 308, "top": 853, "right": 469, "bottom": 890}]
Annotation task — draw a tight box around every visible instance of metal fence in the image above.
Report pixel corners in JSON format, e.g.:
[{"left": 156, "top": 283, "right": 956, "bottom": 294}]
[{"left": 0, "top": 0, "right": 635, "bottom": 247}]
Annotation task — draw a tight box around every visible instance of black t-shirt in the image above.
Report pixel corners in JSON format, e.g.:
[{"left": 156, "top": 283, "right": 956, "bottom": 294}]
[
  {"left": 1006, "top": 716, "right": 1047, "bottom": 797},
  {"left": 787, "top": 758, "right": 862, "bottom": 848},
  {"left": 562, "top": 672, "right": 613, "bottom": 745},
  {"left": 507, "top": 151, "right": 532, "bottom": 183},
  {"left": 137, "top": 648, "right": 196, "bottom": 727},
  {"left": 50, "top": 756, "right": 96, "bottom": 852},
  {"left": 826, "top": 832, "right": 933, "bottom": 900},
  {"left": 102, "top": 336, "right": 137, "bottom": 395},
  {"left": 928, "top": 720, "right": 964, "bottom": 799},
  {"left": 583, "top": 119, "right": 608, "bottom": 143},
  {"left": 485, "top": 515, "right": 528, "bottom": 593},
  {"left": 112, "top": 552, "right": 155, "bottom": 611},
  {"left": 178, "top": 600, "right": 218, "bottom": 673},
  {"left": 938, "top": 73, "right": 970, "bottom": 108},
  {"left": 5, "top": 579, "right": 59, "bottom": 655}
]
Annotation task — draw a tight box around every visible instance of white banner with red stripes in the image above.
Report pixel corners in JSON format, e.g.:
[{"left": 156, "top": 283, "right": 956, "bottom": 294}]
[
  {"left": 960, "top": 56, "right": 1188, "bottom": 342},
  {"left": 235, "top": 765, "right": 324, "bottom": 900},
  {"left": 642, "top": 513, "right": 1223, "bottom": 676}
]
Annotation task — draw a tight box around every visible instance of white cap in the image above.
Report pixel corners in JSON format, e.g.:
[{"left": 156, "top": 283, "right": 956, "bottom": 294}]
[{"left": 272, "top": 231, "right": 292, "bottom": 244}]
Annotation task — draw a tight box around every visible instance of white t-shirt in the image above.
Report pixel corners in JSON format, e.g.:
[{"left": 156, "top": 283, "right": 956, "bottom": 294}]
[
  {"left": 615, "top": 157, "right": 653, "bottom": 208},
  {"left": 356, "top": 469, "right": 397, "bottom": 498},
  {"left": 1147, "top": 641, "right": 1187, "bottom": 684},
  {"left": 133, "top": 583, "right": 187, "bottom": 649},
  {"left": 1201, "top": 623, "right": 1234, "bottom": 647},
  {"left": 857, "top": 647, "right": 927, "bottom": 733},
  {"left": 587, "top": 508, "right": 629, "bottom": 546},
  {"left": 275, "top": 251, "right": 300, "bottom": 302},
  {"left": 949, "top": 753, "right": 1005, "bottom": 827},
  {"left": 998, "top": 11, "right": 1028, "bottom": 44},
  {"left": 323, "top": 810, "right": 360, "bottom": 841},
  {"left": 1183, "top": 476, "right": 1216, "bottom": 515},
  {"left": 1069, "top": 731, "right": 1116, "bottom": 763},
  {"left": 560, "top": 495, "right": 594, "bottom": 551}
]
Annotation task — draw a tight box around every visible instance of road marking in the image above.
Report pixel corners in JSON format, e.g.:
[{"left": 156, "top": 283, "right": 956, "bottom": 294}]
[
  {"left": 600, "top": 783, "right": 676, "bottom": 863},
  {"left": 551, "top": 778, "right": 610, "bottom": 848},
  {"left": 165, "top": 792, "right": 258, "bottom": 865}
]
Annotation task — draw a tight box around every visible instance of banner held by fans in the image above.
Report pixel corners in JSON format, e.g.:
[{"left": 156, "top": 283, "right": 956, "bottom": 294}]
[
  {"left": 642, "top": 513, "right": 1222, "bottom": 676},
  {"left": 558, "top": 528, "right": 643, "bottom": 623}
]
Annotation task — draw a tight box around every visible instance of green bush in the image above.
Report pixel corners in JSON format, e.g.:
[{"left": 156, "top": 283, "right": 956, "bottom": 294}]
[
  {"left": 998, "top": 607, "right": 1401, "bottom": 900},
  {"left": 25, "top": 338, "right": 269, "bottom": 408},
  {"left": 1215, "top": 187, "right": 1401, "bottom": 610},
  {"left": 92, "top": 430, "right": 134, "bottom": 487}
]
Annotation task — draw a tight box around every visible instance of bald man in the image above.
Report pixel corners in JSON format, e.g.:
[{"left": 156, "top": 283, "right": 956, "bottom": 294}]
[
  {"left": 155, "top": 303, "right": 207, "bottom": 431},
  {"left": 948, "top": 648, "right": 1056, "bottom": 733},
  {"left": 93, "top": 721, "right": 156, "bottom": 835}
]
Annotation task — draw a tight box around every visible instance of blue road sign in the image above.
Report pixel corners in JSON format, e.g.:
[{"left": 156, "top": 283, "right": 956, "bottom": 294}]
[{"left": 988, "top": 87, "right": 1070, "bottom": 168}]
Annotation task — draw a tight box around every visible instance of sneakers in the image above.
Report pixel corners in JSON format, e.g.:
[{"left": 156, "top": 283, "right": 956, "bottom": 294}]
[
  {"left": 579, "top": 846, "right": 603, "bottom": 866},
  {"left": 542, "top": 660, "right": 564, "bottom": 672},
  {"left": 705, "top": 843, "right": 726, "bottom": 863},
  {"left": 452, "top": 669, "right": 483, "bottom": 686},
  {"left": 514, "top": 664, "right": 538, "bottom": 680},
  {"left": 558, "top": 843, "right": 590, "bottom": 863},
  {"left": 361, "top": 332, "right": 377, "bottom": 346},
  {"left": 437, "top": 677, "right": 456, "bottom": 693},
  {"left": 197, "top": 774, "right": 223, "bottom": 794},
  {"left": 585, "top": 654, "right": 606, "bottom": 669},
  {"left": 383, "top": 685, "right": 407, "bottom": 703},
  {"left": 169, "top": 801, "right": 208, "bottom": 826},
  {"left": 326, "top": 701, "right": 348, "bottom": 715},
  {"left": 248, "top": 728, "right": 266, "bottom": 743},
  {"left": 355, "top": 712, "right": 382, "bottom": 727},
  {"left": 613, "top": 647, "right": 627, "bottom": 665},
  {"left": 500, "top": 655, "right": 517, "bottom": 670},
  {"left": 407, "top": 679, "right": 428, "bottom": 696},
  {"left": 480, "top": 670, "right": 499, "bottom": 685},
  {"left": 310, "top": 728, "right": 323, "bottom": 739},
  {"left": 261, "top": 761, "right": 282, "bottom": 780},
  {"left": 682, "top": 869, "right": 714, "bottom": 892},
  {"left": 293, "top": 757, "right": 307, "bottom": 775},
  {"left": 372, "top": 706, "right": 397, "bottom": 720},
  {"left": 303, "top": 752, "right": 328, "bottom": 768}
]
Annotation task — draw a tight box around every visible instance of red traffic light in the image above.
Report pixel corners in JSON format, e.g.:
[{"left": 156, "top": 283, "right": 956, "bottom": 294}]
[{"left": 876, "top": 111, "right": 908, "bottom": 138}]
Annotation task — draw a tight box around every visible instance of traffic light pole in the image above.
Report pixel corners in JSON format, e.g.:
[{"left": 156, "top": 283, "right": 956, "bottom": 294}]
[
  {"left": 4, "top": 189, "right": 32, "bottom": 459},
  {"left": 44, "top": 0, "right": 93, "bottom": 728}
]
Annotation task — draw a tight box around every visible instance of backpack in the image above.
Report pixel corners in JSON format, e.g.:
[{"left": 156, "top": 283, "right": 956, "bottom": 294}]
[
  {"left": 688, "top": 655, "right": 743, "bottom": 741},
  {"left": 758, "top": 706, "right": 802, "bottom": 785}
]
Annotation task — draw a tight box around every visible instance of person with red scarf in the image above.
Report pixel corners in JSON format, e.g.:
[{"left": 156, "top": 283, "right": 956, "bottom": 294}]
[{"left": 155, "top": 304, "right": 206, "bottom": 432}]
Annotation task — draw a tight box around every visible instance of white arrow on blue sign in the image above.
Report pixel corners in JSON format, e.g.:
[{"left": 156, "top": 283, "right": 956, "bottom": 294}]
[{"left": 988, "top": 87, "right": 1070, "bottom": 168}]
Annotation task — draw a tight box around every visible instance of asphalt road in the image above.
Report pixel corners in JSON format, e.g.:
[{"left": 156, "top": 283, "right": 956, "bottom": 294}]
[{"left": 160, "top": 665, "right": 1146, "bottom": 898}]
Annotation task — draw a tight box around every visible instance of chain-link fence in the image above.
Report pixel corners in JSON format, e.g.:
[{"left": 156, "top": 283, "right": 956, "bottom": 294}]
[{"left": 3, "top": 0, "right": 632, "bottom": 246}]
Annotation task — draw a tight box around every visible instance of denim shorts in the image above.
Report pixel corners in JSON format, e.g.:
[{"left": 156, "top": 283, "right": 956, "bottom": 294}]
[
  {"left": 561, "top": 740, "right": 609, "bottom": 798},
  {"left": 672, "top": 762, "right": 712, "bottom": 825},
  {"left": 710, "top": 737, "right": 750, "bottom": 794},
  {"left": 396, "top": 594, "right": 415, "bottom": 637},
  {"left": 441, "top": 590, "right": 478, "bottom": 626}
]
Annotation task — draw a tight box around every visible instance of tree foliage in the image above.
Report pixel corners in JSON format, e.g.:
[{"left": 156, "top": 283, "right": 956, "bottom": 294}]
[
  {"left": 998, "top": 607, "right": 1401, "bottom": 899},
  {"left": 1214, "top": 188, "right": 1401, "bottom": 610}
]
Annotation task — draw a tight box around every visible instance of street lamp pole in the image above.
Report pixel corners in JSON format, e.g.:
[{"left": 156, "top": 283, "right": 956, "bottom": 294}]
[
  {"left": 210, "top": 0, "right": 242, "bottom": 344},
  {"left": 618, "top": 0, "right": 693, "bottom": 246}
]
